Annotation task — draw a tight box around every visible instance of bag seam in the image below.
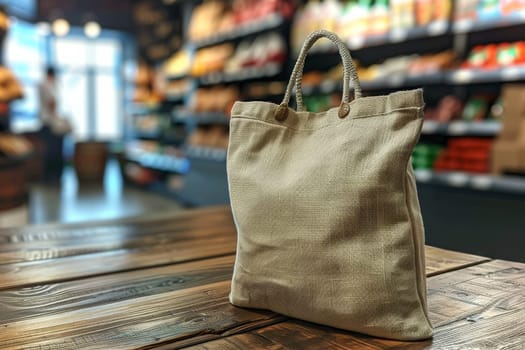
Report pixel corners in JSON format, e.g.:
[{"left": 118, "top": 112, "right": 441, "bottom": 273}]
[
  {"left": 402, "top": 110, "right": 433, "bottom": 332},
  {"left": 231, "top": 106, "right": 424, "bottom": 131}
]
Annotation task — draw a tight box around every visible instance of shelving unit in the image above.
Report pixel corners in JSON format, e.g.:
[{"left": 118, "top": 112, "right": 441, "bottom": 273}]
[
  {"left": 198, "top": 64, "right": 283, "bottom": 86},
  {"left": 192, "top": 13, "right": 286, "bottom": 48},
  {"left": 421, "top": 121, "right": 501, "bottom": 136},
  {"left": 126, "top": 1, "right": 525, "bottom": 207},
  {"left": 415, "top": 170, "right": 525, "bottom": 194},
  {"left": 126, "top": 152, "right": 190, "bottom": 174},
  {"left": 173, "top": 111, "right": 229, "bottom": 126}
]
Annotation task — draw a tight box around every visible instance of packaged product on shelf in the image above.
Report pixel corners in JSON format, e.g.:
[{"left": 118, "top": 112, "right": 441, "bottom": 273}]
[
  {"left": 501, "top": 0, "right": 525, "bottom": 14},
  {"left": 191, "top": 44, "right": 234, "bottom": 77},
  {"left": 462, "top": 44, "right": 498, "bottom": 69},
  {"left": 454, "top": 0, "right": 480, "bottom": 22},
  {"left": 478, "top": 0, "right": 501, "bottom": 19},
  {"left": 369, "top": 0, "right": 390, "bottom": 35},
  {"left": 163, "top": 50, "right": 191, "bottom": 77},
  {"left": 496, "top": 42, "right": 525, "bottom": 66},
  {"left": 188, "top": 1, "right": 225, "bottom": 41},
  {"left": 433, "top": 0, "right": 452, "bottom": 22},
  {"left": 488, "top": 96, "right": 504, "bottom": 119},
  {"left": 412, "top": 143, "right": 443, "bottom": 170},
  {"left": 461, "top": 94, "right": 494, "bottom": 122},
  {"left": 462, "top": 42, "right": 525, "bottom": 69},
  {"left": 225, "top": 33, "right": 286, "bottom": 75},
  {"left": 320, "top": 0, "right": 342, "bottom": 32},
  {"left": 424, "top": 95, "right": 463, "bottom": 122},
  {"left": 191, "top": 86, "right": 239, "bottom": 114},
  {"left": 491, "top": 84, "right": 525, "bottom": 174},
  {"left": 434, "top": 138, "right": 492, "bottom": 173},
  {"left": 408, "top": 50, "right": 457, "bottom": 74},
  {"left": 416, "top": 0, "right": 434, "bottom": 26},
  {"left": 391, "top": 0, "right": 416, "bottom": 30},
  {"left": 165, "top": 79, "right": 190, "bottom": 98}
]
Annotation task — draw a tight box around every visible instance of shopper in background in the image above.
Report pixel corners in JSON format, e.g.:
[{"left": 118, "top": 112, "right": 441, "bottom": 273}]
[
  {"left": 38, "top": 67, "right": 71, "bottom": 180},
  {"left": 38, "top": 67, "right": 58, "bottom": 126}
]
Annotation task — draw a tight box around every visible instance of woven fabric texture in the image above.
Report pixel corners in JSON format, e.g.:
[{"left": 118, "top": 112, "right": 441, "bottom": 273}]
[{"left": 227, "top": 30, "right": 432, "bottom": 341}]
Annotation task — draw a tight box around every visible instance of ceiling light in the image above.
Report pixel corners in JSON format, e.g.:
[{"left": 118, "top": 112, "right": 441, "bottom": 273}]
[
  {"left": 52, "top": 18, "right": 70, "bottom": 37},
  {"left": 36, "top": 22, "right": 51, "bottom": 36},
  {"left": 84, "top": 21, "right": 101, "bottom": 38}
]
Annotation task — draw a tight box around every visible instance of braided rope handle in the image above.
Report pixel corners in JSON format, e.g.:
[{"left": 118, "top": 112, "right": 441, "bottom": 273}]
[{"left": 280, "top": 30, "right": 362, "bottom": 115}]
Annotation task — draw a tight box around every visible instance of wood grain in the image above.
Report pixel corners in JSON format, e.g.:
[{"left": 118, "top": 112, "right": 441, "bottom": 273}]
[
  {"left": 425, "top": 245, "right": 490, "bottom": 276},
  {"left": 0, "top": 281, "right": 284, "bottom": 350},
  {"left": 187, "top": 260, "right": 525, "bottom": 350},
  {"left": 0, "top": 224, "right": 236, "bottom": 264},
  {"left": 0, "top": 205, "right": 231, "bottom": 240},
  {"left": 0, "top": 255, "right": 235, "bottom": 324},
  {"left": 0, "top": 206, "right": 513, "bottom": 350},
  {"left": 0, "top": 234, "right": 236, "bottom": 290}
]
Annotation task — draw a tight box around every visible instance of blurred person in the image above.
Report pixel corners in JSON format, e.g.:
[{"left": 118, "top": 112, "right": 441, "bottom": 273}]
[{"left": 38, "top": 67, "right": 71, "bottom": 180}]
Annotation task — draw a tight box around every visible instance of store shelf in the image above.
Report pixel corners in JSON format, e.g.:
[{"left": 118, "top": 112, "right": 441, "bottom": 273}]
[
  {"left": 421, "top": 121, "right": 501, "bottom": 136},
  {"left": 307, "top": 21, "right": 449, "bottom": 54},
  {"left": 301, "top": 66, "right": 525, "bottom": 95},
  {"left": 453, "top": 13, "right": 525, "bottom": 33},
  {"left": 126, "top": 152, "right": 190, "bottom": 174},
  {"left": 301, "top": 72, "right": 444, "bottom": 95},
  {"left": 198, "top": 64, "right": 282, "bottom": 86},
  {"left": 173, "top": 111, "right": 229, "bottom": 125},
  {"left": 166, "top": 73, "right": 188, "bottom": 81},
  {"left": 186, "top": 146, "right": 227, "bottom": 161},
  {"left": 130, "top": 102, "right": 164, "bottom": 115},
  {"left": 449, "top": 66, "right": 525, "bottom": 84},
  {"left": 133, "top": 130, "right": 162, "bottom": 139},
  {"left": 415, "top": 170, "right": 525, "bottom": 194},
  {"left": 192, "top": 13, "right": 285, "bottom": 48},
  {"left": 165, "top": 93, "right": 188, "bottom": 102}
]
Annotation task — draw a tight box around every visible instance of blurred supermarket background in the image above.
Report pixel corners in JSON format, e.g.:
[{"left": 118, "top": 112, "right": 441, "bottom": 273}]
[{"left": 0, "top": 0, "right": 523, "bottom": 261}]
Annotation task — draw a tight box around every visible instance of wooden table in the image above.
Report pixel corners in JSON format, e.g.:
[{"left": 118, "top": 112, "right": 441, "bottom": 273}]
[{"left": 0, "top": 206, "right": 523, "bottom": 349}]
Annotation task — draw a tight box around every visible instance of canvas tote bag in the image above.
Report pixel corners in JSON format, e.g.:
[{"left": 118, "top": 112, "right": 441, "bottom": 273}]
[{"left": 227, "top": 29, "right": 432, "bottom": 340}]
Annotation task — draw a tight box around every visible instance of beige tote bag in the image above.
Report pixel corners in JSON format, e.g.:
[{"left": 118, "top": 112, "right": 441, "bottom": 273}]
[{"left": 227, "top": 30, "right": 432, "bottom": 340}]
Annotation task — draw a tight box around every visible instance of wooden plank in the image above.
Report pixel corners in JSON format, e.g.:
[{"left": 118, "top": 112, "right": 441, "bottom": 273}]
[
  {"left": 0, "top": 224, "right": 236, "bottom": 265},
  {"left": 0, "top": 234, "right": 236, "bottom": 290},
  {"left": 0, "top": 206, "right": 232, "bottom": 243},
  {"left": 0, "top": 245, "right": 487, "bottom": 321},
  {"left": 0, "top": 246, "right": 496, "bottom": 349},
  {"left": 0, "top": 255, "right": 236, "bottom": 324},
  {"left": 0, "top": 265, "right": 285, "bottom": 350},
  {"left": 425, "top": 246, "right": 490, "bottom": 276},
  {"left": 187, "top": 260, "right": 525, "bottom": 350}
]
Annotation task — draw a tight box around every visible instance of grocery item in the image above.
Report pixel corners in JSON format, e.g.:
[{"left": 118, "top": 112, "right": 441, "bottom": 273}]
[
  {"left": 461, "top": 94, "right": 493, "bottom": 122},
  {"left": 434, "top": 138, "right": 492, "bottom": 173},
  {"left": 163, "top": 50, "right": 191, "bottom": 77},
  {"left": 412, "top": 143, "right": 443, "bottom": 169},
  {"left": 491, "top": 84, "right": 525, "bottom": 174}
]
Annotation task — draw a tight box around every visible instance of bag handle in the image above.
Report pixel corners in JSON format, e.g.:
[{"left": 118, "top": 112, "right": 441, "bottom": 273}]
[{"left": 276, "top": 30, "right": 362, "bottom": 120}]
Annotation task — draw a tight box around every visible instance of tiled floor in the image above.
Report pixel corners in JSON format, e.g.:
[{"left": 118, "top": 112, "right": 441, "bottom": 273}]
[{"left": 28, "top": 159, "right": 183, "bottom": 225}]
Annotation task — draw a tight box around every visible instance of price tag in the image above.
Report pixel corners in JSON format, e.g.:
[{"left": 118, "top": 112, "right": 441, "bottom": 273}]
[
  {"left": 421, "top": 121, "right": 439, "bottom": 134},
  {"left": 452, "top": 70, "right": 474, "bottom": 83},
  {"left": 348, "top": 37, "right": 365, "bottom": 49},
  {"left": 501, "top": 66, "right": 523, "bottom": 80},
  {"left": 447, "top": 172, "right": 469, "bottom": 187},
  {"left": 454, "top": 19, "right": 473, "bottom": 33},
  {"left": 448, "top": 121, "right": 468, "bottom": 135},
  {"left": 415, "top": 170, "right": 433, "bottom": 183},
  {"left": 428, "top": 21, "right": 447, "bottom": 36},
  {"left": 390, "top": 29, "right": 408, "bottom": 43},
  {"left": 388, "top": 75, "right": 404, "bottom": 87},
  {"left": 471, "top": 175, "right": 492, "bottom": 190}
]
